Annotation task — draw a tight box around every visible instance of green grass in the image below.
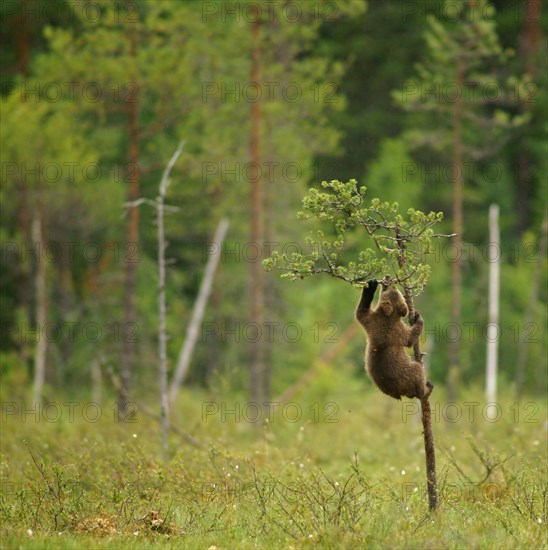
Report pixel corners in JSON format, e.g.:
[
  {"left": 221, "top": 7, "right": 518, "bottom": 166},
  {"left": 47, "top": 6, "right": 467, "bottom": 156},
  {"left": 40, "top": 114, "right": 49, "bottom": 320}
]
[{"left": 1, "top": 375, "right": 547, "bottom": 549}]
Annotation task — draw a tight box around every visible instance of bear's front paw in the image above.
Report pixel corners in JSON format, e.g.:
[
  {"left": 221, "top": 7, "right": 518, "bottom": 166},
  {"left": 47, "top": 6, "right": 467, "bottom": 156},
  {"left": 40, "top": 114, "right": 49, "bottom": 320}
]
[
  {"left": 411, "top": 310, "right": 423, "bottom": 325},
  {"left": 365, "top": 279, "right": 378, "bottom": 291}
]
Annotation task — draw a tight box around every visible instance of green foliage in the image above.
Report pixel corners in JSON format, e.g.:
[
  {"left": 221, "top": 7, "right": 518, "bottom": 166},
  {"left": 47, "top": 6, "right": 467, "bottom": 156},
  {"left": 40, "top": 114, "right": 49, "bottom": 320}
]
[
  {"left": 394, "top": 0, "right": 529, "bottom": 158},
  {"left": 0, "top": 0, "right": 363, "bottom": 392},
  {"left": 264, "top": 179, "right": 447, "bottom": 297}
]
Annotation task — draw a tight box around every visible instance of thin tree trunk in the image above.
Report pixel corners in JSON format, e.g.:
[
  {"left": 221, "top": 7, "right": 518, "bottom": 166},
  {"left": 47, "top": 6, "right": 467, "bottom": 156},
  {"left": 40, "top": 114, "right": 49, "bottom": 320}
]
[
  {"left": 16, "top": 0, "right": 30, "bottom": 75},
  {"left": 249, "top": 13, "right": 264, "bottom": 406},
  {"left": 120, "top": 29, "right": 139, "bottom": 414},
  {"left": 16, "top": 180, "right": 31, "bottom": 365},
  {"left": 158, "top": 182, "right": 168, "bottom": 455},
  {"left": 420, "top": 394, "right": 437, "bottom": 512},
  {"left": 157, "top": 142, "right": 185, "bottom": 457},
  {"left": 521, "top": 0, "right": 541, "bottom": 77},
  {"left": 517, "top": 0, "right": 541, "bottom": 232},
  {"left": 262, "top": 150, "right": 274, "bottom": 402},
  {"left": 485, "top": 205, "right": 500, "bottom": 417},
  {"left": 448, "top": 56, "right": 464, "bottom": 402},
  {"left": 32, "top": 204, "right": 47, "bottom": 405},
  {"left": 515, "top": 213, "right": 548, "bottom": 397},
  {"left": 206, "top": 185, "right": 223, "bottom": 382},
  {"left": 391, "top": 226, "right": 438, "bottom": 512},
  {"left": 397, "top": 279, "right": 437, "bottom": 512},
  {"left": 15, "top": 0, "right": 31, "bottom": 365},
  {"left": 169, "top": 218, "right": 229, "bottom": 403}
]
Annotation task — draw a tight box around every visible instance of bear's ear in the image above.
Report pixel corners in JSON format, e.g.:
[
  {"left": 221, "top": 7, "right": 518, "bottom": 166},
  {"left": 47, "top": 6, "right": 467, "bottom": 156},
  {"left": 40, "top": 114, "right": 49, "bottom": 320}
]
[
  {"left": 379, "top": 301, "right": 393, "bottom": 316},
  {"left": 398, "top": 303, "right": 408, "bottom": 317}
]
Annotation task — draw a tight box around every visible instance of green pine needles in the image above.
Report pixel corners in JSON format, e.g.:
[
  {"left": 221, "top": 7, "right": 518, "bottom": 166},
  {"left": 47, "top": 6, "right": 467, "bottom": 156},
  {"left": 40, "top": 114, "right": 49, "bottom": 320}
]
[{"left": 263, "top": 179, "right": 452, "bottom": 296}]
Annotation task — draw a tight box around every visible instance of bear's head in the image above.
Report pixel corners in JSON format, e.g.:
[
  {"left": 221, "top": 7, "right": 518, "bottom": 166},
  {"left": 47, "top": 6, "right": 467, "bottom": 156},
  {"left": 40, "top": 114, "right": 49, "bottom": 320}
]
[{"left": 378, "top": 286, "right": 408, "bottom": 318}]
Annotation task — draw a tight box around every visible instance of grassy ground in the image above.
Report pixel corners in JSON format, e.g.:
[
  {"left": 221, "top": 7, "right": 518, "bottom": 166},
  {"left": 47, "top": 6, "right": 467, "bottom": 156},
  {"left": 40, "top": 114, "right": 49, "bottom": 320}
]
[{"left": 1, "top": 374, "right": 547, "bottom": 549}]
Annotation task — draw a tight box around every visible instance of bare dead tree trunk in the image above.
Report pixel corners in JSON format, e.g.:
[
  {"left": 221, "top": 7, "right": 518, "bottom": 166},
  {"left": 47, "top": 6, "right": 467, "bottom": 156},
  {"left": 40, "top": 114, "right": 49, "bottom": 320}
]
[
  {"left": 448, "top": 56, "right": 464, "bottom": 402},
  {"left": 206, "top": 184, "right": 223, "bottom": 381},
  {"left": 169, "top": 218, "right": 229, "bottom": 402},
  {"left": 249, "top": 12, "right": 264, "bottom": 406},
  {"left": 157, "top": 181, "right": 169, "bottom": 456},
  {"left": 157, "top": 142, "right": 184, "bottom": 458},
  {"left": 485, "top": 205, "right": 500, "bottom": 417},
  {"left": 120, "top": 29, "right": 140, "bottom": 414},
  {"left": 32, "top": 203, "right": 47, "bottom": 405}
]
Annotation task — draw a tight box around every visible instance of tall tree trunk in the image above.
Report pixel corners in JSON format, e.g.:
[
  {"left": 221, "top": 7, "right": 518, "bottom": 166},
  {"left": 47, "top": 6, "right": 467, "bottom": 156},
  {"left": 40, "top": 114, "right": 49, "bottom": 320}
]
[
  {"left": 169, "top": 218, "right": 229, "bottom": 401},
  {"left": 157, "top": 142, "right": 184, "bottom": 458},
  {"left": 120, "top": 30, "right": 139, "bottom": 413},
  {"left": 447, "top": 57, "right": 464, "bottom": 402},
  {"left": 485, "top": 205, "right": 500, "bottom": 417},
  {"left": 157, "top": 174, "right": 169, "bottom": 457},
  {"left": 206, "top": 185, "right": 223, "bottom": 382},
  {"left": 262, "top": 153, "right": 273, "bottom": 402},
  {"left": 513, "top": 0, "right": 543, "bottom": 393},
  {"left": 16, "top": 0, "right": 30, "bottom": 75},
  {"left": 516, "top": 0, "right": 542, "bottom": 232},
  {"left": 515, "top": 213, "right": 548, "bottom": 397},
  {"left": 515, "top": 0, "right": 543, "bottom": 392},
  {"left": 249, "top": 14, "right": 264, "bottom": 406},
  {"left": 521, "top": 0, "right": 541, "bottom": 77},
  {"left": 16, "top": 179, "right": 31, "bottom": 364},
  {"left": 15, "top": 0, "right": 31, "bottom": 365},
  {"left": 32, "top": 202, "right": 47, "bottom": 404}
]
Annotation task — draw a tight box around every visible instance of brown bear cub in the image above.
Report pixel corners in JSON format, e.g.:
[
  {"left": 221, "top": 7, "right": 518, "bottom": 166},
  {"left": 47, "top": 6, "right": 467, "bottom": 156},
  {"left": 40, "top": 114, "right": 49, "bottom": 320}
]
[{"left": 356, "top": 279, "right": 433, "bottom": 400}]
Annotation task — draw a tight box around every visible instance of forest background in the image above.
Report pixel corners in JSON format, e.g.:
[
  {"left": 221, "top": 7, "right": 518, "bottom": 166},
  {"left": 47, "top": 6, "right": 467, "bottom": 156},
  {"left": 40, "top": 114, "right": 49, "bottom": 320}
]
[
  {"left": 1, "top": 0, "right": 546, "bottom": 406},
  {"left": 0, "top": 1, "right": 546, "bottom": 547}
]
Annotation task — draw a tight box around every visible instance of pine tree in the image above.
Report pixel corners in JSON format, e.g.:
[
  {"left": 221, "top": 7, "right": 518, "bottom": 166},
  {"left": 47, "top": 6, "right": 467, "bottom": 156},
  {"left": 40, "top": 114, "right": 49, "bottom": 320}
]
[{"left": 393, "top": 0, "right": 529, "bottom": 400}]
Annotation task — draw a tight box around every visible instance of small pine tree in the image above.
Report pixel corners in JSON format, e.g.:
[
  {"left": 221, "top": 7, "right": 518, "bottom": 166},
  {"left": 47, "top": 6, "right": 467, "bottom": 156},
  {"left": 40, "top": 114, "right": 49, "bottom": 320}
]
[{"left": 264, "top": 179, "right": 454, "bottom": 511}]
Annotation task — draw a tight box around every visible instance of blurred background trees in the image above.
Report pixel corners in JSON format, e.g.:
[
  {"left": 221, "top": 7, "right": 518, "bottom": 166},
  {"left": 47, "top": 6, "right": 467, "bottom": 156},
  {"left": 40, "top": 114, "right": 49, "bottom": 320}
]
[{"left": 1, "top": 0, "right": 546, "bottom": 406}]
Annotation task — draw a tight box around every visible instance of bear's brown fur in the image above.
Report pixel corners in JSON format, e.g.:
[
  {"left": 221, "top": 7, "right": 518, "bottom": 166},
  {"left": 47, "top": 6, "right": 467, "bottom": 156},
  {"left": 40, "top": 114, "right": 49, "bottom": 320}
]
[{"left": 356, "top": 280, "right": 433, "bottom": 400}]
